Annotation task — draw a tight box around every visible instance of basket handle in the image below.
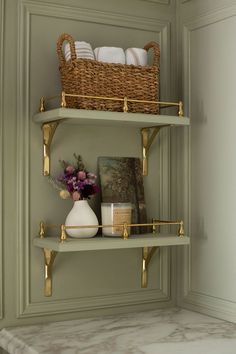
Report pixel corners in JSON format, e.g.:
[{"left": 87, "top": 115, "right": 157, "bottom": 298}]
[
  {"left": 57, "top": 33, "right": 77, "bottom": 65},
  {"left": 143, "top": 41, "right": 160, "bottom": 67}
]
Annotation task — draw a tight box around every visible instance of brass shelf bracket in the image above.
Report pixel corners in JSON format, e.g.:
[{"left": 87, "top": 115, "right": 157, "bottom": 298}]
[
  {"left": 42, "top": 121, "right": 60, "bottom": 176},
  {"left": 141, "top": 125, "right": 168, "bottom": 176},
  {"left": 141, "top": 246, "right": 159, "bottom": 288},
  {"left": 38, "top": 219, "right": 185, "bottom": 296},
  {"left": 43, "top": 248, "right": 57, "bottom": 297}
]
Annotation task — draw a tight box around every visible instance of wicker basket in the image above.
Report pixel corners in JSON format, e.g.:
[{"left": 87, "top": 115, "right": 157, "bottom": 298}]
[{"left": 57, "top": 33, "right": 160, "bottom": 114}]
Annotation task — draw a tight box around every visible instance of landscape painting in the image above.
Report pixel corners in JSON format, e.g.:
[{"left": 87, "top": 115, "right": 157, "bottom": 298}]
[{"left": 98, "top": 157, "right": 148, "bottom": 234}]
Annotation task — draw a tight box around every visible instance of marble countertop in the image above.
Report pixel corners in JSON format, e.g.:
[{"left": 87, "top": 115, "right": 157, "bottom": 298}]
[{"left": 0, "top": 307, "right": 236, "bottom": 354}]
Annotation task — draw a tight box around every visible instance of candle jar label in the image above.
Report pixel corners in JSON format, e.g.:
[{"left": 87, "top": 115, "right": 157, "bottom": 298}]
[
  {"left": 113, "top": 208, "right": 132, "bottom": 234},
  {"left": 101, "top": 202, "right": 132, "bottom": 237}
]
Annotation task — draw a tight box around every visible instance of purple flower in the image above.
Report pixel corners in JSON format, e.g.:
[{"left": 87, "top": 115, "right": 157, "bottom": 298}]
[
  {"left": 65, "top": 165, "right": 75, "bottom": 174},
  {"left": 77, "top": 171, "right": 86, "bottom": 180},
  {"left": 56, "top": 155, "right": 99, "bottom": 200}
]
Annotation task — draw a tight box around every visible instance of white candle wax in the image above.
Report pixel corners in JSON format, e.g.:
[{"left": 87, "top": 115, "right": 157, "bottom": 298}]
[{"left": 101, "top": 203, "right": 132, "bottom": 237}]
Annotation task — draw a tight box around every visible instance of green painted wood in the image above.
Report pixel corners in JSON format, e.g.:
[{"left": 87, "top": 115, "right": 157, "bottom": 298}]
[
  {"left": 0, "top": 0, "right": 179, "bottom": 328},
  {"left": 34, "top": 234, "right": 190, "bottom": 252},
  {"left": 33, "top": 108, "right": 190, "bottom": 127}
]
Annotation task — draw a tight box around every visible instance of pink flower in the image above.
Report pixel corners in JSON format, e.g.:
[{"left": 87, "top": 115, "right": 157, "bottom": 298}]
[
  {"left": 72, "top": 191, "right": 81, "bottom": 201},
  {"left": 66, "top": 165, "right": 75, "bottom": 174},
  {"left": 77, "top": 171, "right": 86, "bottom": 180}
]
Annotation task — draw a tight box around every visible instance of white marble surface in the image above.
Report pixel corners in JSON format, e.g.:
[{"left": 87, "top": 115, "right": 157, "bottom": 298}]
[{"left": 0, "top": 307, "right": 236, "bottom": 353}]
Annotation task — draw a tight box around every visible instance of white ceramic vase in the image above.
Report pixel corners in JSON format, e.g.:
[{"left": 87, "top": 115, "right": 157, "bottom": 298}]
[{"left": 65, "top": 200, "right": 98, "bottom": 238}]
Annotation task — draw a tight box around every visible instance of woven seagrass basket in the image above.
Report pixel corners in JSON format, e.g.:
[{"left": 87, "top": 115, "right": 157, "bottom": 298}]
[{"left": 57, "top": 33, "right": 160, "bottom": 114}]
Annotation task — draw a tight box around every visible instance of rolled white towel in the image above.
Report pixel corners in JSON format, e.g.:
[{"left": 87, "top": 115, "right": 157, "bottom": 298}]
[
  {"left": 94, "top": 47, "right": 125, "bottom": 64},
  {"left": 64, "top": 41, "right": 95, "bottom": 61},
  {"left": 125, "top": 48, "right": 148, "bottom": 66}
]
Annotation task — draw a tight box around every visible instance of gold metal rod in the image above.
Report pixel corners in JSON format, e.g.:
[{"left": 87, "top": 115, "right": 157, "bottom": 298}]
[
  {"left": 64, "top": 93, "right": 182, "bottom": 106},
  {"left": 127, "top": 99, "right": 180, "bottom": 106},
  {"left": 42, "top": 221, "right": 182, "bottom": 230},
  {"left": 41, "top": 92, "right": 183, "bottom": 109},
  {"left": 63, "top": 221, "right": 182, "bottom": 229}
]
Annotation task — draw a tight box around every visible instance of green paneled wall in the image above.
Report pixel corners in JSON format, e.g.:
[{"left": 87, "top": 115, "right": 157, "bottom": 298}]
[{"left": 1, "top": 0, "right": 177, "bottom": 327}]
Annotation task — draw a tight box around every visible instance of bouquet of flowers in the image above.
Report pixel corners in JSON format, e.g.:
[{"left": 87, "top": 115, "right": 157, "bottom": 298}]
[{"left": 50, "top": 154, "right": 99, "bottom": 201}]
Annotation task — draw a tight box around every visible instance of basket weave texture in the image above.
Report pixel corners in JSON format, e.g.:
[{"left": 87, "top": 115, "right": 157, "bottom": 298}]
[{"left": 57, "top": 33, "right": 160, "bottom": 114}]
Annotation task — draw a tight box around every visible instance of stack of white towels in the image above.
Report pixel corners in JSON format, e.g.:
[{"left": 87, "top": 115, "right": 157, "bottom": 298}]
[{"left": 64, "top": 41, "right": 148, "bottom": 66}]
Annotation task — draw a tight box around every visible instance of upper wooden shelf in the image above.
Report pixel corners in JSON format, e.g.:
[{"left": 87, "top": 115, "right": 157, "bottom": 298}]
[
  {"left": 33, "top": 108, "right": 190, "bottom": 176},
  {"left": 33, "top": 108, "right": 190, "bottom": 128}
]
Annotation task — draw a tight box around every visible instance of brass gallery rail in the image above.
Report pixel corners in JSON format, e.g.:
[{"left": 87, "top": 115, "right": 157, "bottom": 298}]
[
  {"left": 39, "top": 91, "right": 184, "bottom": 116},
  {"left": 39, "top": 219, "right": 185, "bottom": 241}
]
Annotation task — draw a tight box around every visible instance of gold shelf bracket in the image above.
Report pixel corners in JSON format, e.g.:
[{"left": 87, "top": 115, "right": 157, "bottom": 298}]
[
  {"left": 43, "top": 248, "right": 57, "bottom": 297},
  {"left": 141, "top": 125, "right": 169, "bottom": 176},
  {"left": 141, "top": 246, "right": 159, "bottom": 288},
  {"left": 42, "top": 121, "right": 60, "bottom": 176}
]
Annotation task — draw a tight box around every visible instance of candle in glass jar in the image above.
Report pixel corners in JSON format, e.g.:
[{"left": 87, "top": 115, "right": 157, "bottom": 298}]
[{"left": 101, "top": 203, "right": 132, "bottom": 237}]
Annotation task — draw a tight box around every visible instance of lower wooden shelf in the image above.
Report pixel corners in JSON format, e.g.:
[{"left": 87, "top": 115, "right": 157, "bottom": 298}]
[
  {"left": 33, "top": 233, "right": 190, "bottom": 252},
  {"left": 33, "top": 234, "right": 190, "bottom": 297}
]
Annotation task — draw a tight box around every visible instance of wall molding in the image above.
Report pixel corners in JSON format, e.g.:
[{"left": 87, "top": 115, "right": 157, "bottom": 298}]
[
  {"left": 0, "top": 0, "right": 5, "bottom": 320},
  {"left": 183, "top": 3, "right": 236, "bottom": 31},
  {"left": 21, "top": 0, "right": 168, "bottom": 32},
  {"left": 182, "top": 291, "right": 236, "bottom": 323},
  {"left": 178, "top": 4, "right": 236, "bottom": 322},
  {"left": 20, "top": 288, "right": 170, "bottom": 318},
  {"left": 17, "top": 0, "right": 172, "bottom": 318}
]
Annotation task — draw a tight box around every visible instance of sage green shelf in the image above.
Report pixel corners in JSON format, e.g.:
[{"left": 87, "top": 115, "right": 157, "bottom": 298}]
[
  {"left": 34, "top": 233, "right": 190, "bottom": 296},
  {"left": 33, "top": 107, "right": 190, "bottom": 296},
  {"left": 33, "top": 108, "right": 190, "bottom": 176},
  {"left": 33, "top": 108, "right": 190, "bottom": 127},
  {"left": 33, "top": 234, "right": 190, "bottom": 252}
]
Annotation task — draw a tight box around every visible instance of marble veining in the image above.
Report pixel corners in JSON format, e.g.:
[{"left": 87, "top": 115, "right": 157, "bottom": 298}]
[{"left": 0, "top": 307, "right": 236, "bottom": 353}]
